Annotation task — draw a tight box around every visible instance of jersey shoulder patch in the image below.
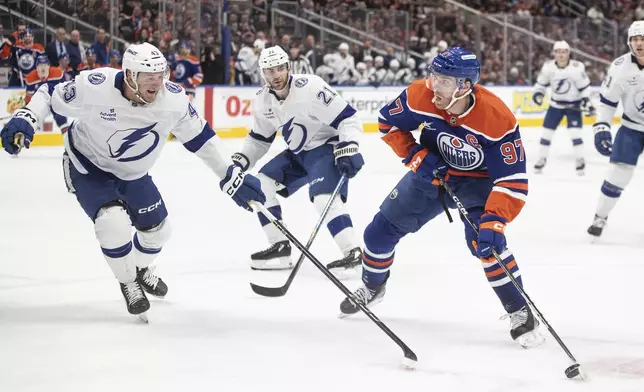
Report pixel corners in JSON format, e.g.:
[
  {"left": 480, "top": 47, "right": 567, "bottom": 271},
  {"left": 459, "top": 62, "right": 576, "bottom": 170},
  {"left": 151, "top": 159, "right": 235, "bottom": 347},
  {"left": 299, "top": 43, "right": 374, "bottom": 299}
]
[
  {"left": 404, "top": 79, "right": 435, "bottom": 114},
  {"left": 613, "top": 56, "right": 626, "bottom": 66},
  {"left": 165, "top": 81, "right": 183, "bottom": 93},
  {"left": 87, "top": 71, "right": 106, "bottom": 85},
  {"left": 256, "top": 86, "right": 266, "bottom": 95},
  {"left": 294, "top": 77, "right": 309, "bottom": 88}
]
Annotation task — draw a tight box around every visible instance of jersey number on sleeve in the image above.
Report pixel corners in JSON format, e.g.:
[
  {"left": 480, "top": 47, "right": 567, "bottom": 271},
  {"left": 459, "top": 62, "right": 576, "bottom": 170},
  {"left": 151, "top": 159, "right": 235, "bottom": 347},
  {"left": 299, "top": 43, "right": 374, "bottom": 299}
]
[
  {"left": 316, "top": 85, "right": 336, "bottom": 106},
  {"left": 602, "top": 75, "right": 612, "bottom": 89},
  {"left": 500, "top": 139, "right": 525, "bottom": 165}
]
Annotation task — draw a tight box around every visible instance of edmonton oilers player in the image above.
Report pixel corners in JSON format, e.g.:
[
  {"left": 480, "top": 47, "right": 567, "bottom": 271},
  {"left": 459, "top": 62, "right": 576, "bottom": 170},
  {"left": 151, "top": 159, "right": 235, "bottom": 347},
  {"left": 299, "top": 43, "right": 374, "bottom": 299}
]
[
  {"left": 532, "top": 41, "right": 595, "bottom": 175},
  {"left": 339, "top": 48, "right": 543, "bottom": 348},
  {"left": 231, "top": 46, "right": 365, "bottom": 272},
  {"left": 588, "top": 21, "right": 644, "bottom": 237},
  {"left": 0, "top": 43, "right": 265, "bottom": 320}
]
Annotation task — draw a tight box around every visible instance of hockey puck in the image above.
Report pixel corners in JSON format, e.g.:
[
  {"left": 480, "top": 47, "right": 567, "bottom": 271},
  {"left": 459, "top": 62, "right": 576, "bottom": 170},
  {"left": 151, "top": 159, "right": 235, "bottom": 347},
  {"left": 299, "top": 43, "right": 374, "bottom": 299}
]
[
  {"left": 565, "top": 363, "right": 582, "bottom": 379},
  {"left": 401, "top": 356, "right": 417, "bottom": 370}
]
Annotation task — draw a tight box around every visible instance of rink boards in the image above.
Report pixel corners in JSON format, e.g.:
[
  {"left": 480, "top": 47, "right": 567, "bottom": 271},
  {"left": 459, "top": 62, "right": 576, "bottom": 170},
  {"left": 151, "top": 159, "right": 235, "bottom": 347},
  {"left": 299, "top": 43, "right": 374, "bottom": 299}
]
[{"left": 0, "top": 85, "right": 623, "bottom": 146}]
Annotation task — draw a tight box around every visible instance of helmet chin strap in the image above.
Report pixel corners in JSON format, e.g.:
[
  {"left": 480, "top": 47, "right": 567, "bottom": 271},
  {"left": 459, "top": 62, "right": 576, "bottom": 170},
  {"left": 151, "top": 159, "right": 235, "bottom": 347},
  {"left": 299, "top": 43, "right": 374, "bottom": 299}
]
[
  {"left": 124, "top": 71, "right": 151, "bottom": 105},
  {"left": 432, "top": 88, "right": 472, "bottom": 112}
]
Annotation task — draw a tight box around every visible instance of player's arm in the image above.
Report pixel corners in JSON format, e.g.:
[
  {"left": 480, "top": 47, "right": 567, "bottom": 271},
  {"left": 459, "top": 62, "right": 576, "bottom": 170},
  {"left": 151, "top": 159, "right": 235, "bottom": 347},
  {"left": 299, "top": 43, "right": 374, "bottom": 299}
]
[
  {"left": 378, "top": 88, "right": 423, "bottom": 161},
  {"left": 171, "top": 96, "right": 266, "bottom": 211},
  {"left": 481, "top": 124, "right": 528, "bottom": 224},
  {"left": 593, "top": 58, "right": 624, "bottom": 156},
  {"left": 231, "top": 99, "right": 276, "bottom": 171},
  {"left": 308, "top": 76, "right": 365, "bottom": 177},
  {"left": 532, "top": 62, "right": 550, "bottom": 105},
  {"left": 188, "top": 59, "right": 203, "bottom": 86}
]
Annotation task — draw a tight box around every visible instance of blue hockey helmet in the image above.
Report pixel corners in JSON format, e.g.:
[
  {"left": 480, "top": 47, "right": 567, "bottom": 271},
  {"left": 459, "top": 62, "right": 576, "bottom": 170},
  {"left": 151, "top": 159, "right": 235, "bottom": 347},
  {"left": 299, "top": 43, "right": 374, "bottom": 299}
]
[
  {"left": 36, "top": 55, "right": 50, "bottom": 65},
  {"left": 428, "top": 47, "right": 480, "bottom": 88},
  {"left": 110, "top": 49, "right": 120, "bottom": 59}
]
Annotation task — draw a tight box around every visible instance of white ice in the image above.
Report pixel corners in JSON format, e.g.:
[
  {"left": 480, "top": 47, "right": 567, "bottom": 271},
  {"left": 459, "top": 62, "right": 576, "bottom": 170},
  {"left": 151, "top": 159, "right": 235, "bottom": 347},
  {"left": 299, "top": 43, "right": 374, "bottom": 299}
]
[{"left": 1, "top": 126, "right": 643, "bottom": 392}]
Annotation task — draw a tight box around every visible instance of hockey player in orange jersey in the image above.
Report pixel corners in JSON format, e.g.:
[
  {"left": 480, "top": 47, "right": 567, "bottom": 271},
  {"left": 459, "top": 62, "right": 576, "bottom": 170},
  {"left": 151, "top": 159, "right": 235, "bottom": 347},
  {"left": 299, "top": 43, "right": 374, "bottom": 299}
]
[
  {"left": 339, "top": 47, "right": 543, "bottom": 348},
  {"left": 24, "top": 55, "right": 64, "bottom": 104}
]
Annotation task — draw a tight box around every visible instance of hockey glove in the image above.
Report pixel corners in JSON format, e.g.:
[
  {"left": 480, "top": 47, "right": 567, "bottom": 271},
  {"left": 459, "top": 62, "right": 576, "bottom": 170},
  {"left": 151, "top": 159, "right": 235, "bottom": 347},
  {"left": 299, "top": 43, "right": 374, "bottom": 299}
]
[
  {"left": 403, "top": 144, "right": 448, "bottom": 181},
  {"left": 1, "top": 108, "right": 37, "bottom": 155},
  {"left": 231, "top": 152, "right": 250, "bottom": 171},
  {"left": 580, "top": 98, "right": 596, "bottom": 117},
  {"left": 220, "top": 165, "right": 266, "bottom": 212},
  {"left": 532, "top": 92, "right": 544, "bottom": 106},
  {"left": 593, "top": 122, "right": 612, "bottom": 156},
  {"left": 334, "top": 141, "right": 364, "bottom": 178},
  {"left": 477, "top": 214, "right": 507, "bottom": 258}
]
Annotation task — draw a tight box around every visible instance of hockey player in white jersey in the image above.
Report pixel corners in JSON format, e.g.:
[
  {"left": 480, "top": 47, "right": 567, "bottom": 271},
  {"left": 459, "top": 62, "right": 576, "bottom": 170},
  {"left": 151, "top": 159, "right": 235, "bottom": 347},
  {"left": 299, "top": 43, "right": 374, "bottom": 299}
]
[
  {"left": 0, "top": 43, "right": 266, "bottom": 319},
  {"left": 332, "top": 43, "right": 357, "bottom": 85},
  {"left": 532, "top": 40, "right": 595, "bottom": 175},
  {"left": 588, "top": 21, "right": 644, "bottom": 237},
  {"left": 354, "top": 62, "right": 370, "bottom": 86},
  {"left": 230, "top": 46, "right": 365, "bottom": 271}
]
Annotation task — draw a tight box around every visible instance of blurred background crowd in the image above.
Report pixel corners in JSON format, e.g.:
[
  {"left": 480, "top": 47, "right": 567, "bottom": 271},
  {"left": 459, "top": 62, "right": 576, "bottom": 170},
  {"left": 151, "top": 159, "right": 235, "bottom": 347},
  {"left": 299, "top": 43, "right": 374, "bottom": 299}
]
[{"left": 0, "top": 0, "right": 638, "bottom": 87}]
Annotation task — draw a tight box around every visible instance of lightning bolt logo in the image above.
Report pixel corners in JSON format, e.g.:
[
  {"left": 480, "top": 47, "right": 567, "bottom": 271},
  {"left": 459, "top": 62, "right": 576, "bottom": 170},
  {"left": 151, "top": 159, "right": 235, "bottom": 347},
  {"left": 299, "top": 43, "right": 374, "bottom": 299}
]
[
  {"left": 279, "top": 117, "right": 308, "bottom": 153},
  {"left": 108, "top": 123, "right": 160, "bottom": 162}
]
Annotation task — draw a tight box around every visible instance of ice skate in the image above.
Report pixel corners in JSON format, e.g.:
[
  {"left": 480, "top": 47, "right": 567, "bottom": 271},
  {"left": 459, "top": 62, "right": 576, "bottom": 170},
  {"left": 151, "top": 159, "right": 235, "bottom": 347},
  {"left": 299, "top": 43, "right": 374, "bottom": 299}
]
[
  {"left": 339, "top": 281, "right": 387, "bottom": 318},
  {"left": 587, "top": 214, "right": 607, "bottom": 238},
  {"left": 504, "top": 306, "right": 544, "bottom": 348},
  {"left": 576, "top": 158, "right": 586, "bottom": 176},
  {"left": 326, "top": 247, "right": 362, "bottom": 270},
  {"left": 137, "top": 265, "right": 168, "bottom": 298},
  {"left": 533, "top": 157, "right": 547, "bottom": 174},
  {"left": 250, "top": 240, "right": 293, "bottom": 270},
  {"left": 120, "top": 281, "right": 150, "bottom": 322}
]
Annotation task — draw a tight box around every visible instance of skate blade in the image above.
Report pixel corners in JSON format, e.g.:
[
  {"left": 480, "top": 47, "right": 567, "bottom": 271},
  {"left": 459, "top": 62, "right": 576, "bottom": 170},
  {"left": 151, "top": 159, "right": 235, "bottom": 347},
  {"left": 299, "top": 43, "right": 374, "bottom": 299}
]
[
  {"left": 516, "top": 330, "right": 545, "bottom": 349},
  {"left": 250, "top": 256, "right": 294, "bottom": 271},
  {"left": 137, "top": 312, "right": 149, "bottom": 323},
  {"left": 338, "top": 296, "right": 384, "bottom": 319}
]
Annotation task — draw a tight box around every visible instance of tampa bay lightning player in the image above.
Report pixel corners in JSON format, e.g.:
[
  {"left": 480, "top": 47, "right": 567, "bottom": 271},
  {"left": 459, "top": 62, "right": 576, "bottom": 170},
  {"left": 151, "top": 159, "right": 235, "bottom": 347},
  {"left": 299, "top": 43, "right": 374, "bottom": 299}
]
[{"left": 0, "top": 43, "right": 265, "bottom": 321}]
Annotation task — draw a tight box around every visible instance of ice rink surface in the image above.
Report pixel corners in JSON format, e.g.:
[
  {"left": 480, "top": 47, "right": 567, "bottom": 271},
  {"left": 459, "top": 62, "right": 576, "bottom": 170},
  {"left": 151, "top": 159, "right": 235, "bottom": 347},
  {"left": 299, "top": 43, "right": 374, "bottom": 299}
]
[{"left": 1, "top": 126, "right": 643, "bottom": 392}]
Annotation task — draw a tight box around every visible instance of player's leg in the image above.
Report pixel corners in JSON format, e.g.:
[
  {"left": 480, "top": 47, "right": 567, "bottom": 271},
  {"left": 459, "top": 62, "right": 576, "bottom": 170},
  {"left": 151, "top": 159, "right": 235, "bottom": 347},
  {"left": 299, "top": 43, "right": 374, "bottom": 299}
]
[
  {"left": 340, "top": 172, "right": 445, "bottom": 316},
  {"left": 534, "top": 107, "right": 565, "bottom": 173},
  {"left": 456, "top": 179, "right": 542, "bottom": 347},
  {"left": 302, "top": 144, "right": 360, "bottom": 270},
  {"left": 62, "top": 153, "right": 149, "bottom": 316},
  {"left": 588, "top": 126, "right": 644, "bottom": 237},
  {"left": 251, "top": 149, "right": 308, "bottom": 270},
  {"left": 119, "top": 174, "right": 170, "bottom": 298},
  {"left": 565, "top": 108, "right": 585, "bottom": 174}
]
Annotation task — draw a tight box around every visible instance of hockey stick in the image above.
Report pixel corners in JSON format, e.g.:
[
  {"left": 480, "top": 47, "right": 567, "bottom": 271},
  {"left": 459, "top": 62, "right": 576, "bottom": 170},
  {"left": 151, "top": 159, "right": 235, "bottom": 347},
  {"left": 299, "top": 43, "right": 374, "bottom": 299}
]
[
  {"left": 250, "top": 173, "right": 347, "bottom": 297},
  {"left": 249, "top": 200, "right": 418, "bottom": 369},
  {"left": 435, "top": 174, "right": 584, "bottom": 380}
]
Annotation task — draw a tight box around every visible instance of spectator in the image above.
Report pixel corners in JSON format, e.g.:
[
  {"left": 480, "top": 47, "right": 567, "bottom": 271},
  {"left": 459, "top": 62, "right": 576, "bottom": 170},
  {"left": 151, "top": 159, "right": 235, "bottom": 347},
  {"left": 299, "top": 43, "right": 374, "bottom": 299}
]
[
  {"left": 66, "top": 30, "right": 83, "bottom": 72},
  {"left": 58, "top": 53, "right": 73, "bottom": 81},
  {"left": 90, "top": 28, "right": 109, "bottom": 65},
  {"left": 45, "top": 27, "right": 68, "bottom": 66}
]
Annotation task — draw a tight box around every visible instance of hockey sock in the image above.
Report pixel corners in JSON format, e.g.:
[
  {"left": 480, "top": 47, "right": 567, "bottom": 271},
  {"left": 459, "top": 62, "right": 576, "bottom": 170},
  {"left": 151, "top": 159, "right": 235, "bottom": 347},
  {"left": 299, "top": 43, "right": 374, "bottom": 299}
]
[
  {"left": 95, "top": 206, "right": 137, "bottom": 283},
  {"left": 313, "top": 195, "right": 357, "bottom": 254},
  {"left": 361, "top": 246, "right": 394, "bottom": 289},
  {"left": 258, "top": 203, "right": 287, "bottom": 244},
  {"left": 568, "top": 127, "right": 584, "bottom": 159},
  {"left": 538, "top": 128, "right": 556, "bottom": 159},
  {"left": 595, "top": 163, "right": 635, "bottom": 218},
  {"left": 482, "top": 249, "right": 525, "bottom": 313},
  {"left": 133, "top": 219, "right": 172, "bottom": 268}
]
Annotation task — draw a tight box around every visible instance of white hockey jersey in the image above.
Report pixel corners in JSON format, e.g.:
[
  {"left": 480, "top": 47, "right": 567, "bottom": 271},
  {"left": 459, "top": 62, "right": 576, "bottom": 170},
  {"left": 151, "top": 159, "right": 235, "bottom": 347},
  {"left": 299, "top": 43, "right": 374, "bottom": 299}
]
[
  {"left": 331, "top": 53, "right": 357, "bottom": 85},
  {"left": 239, "top": 74, "right": 362, "bottom": 169},
  {"left": 236, "top": 45, "right": 261, "bottom": 85},
  {"left": 25, "top": 67, "right": 229, "bottom": 181},
  {"left": 596, "top": 53, "right": 644, "bottom": 133},
  {"left": 535, "top": 59, "right": 591, "bottom": 108}
]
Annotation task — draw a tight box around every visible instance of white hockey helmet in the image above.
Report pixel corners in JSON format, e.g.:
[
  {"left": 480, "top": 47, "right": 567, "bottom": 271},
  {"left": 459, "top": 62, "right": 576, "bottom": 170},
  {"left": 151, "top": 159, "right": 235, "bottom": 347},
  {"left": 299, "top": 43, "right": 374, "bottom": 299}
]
[
  {"left": 389, "top": 59, "right": 400, "bottom": 70},
  {"left": 553, "top": 40, "right": 570, "bottom": 52},
  {"left": 258, "top": 45, "right": 289, "bottom": 70},
  {"left": 122, "top": 43, "right": 168, "bottom": 104},
  {"left": 406, "top": 57, "right": 416, "bottom": 69},
  {"left": 363, "top": 55, "right": 373, "bottom": 63},
  {"left": 374, "top": 56, "right": 384, "bottom": 67},
  {"left": 323, "top": 53, "right": 335, "bottom": 66},
  {"left": 356, "top": 62, "right": 366, "bottom": 71},
  {"left": 338, "top": 42, "right": 349, "bottom": 51},
  {"left": 628, "top": 21, "right": 644, "bottom": 54},
  {"left": 253, "top": 39, "right": 266, "bottom": 51}
]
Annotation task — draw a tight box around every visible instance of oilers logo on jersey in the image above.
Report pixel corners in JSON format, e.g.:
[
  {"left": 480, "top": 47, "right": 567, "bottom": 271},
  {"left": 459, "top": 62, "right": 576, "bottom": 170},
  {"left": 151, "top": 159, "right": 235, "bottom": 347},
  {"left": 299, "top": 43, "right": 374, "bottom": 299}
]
[
  {"left": 175, "top": 63, "right": 186, "bottom": 79},
  {"left": 107, "top": 123, "right": 160, "bottom": 162},
  {"left": 18, "top": 52, "right": 35, "bottom": 71},
  {"left": 279, "top": 117, "right": 308, "bottom": 153},
  {"left": 437, "top": 132, "right": 484, "bottom": 170}
]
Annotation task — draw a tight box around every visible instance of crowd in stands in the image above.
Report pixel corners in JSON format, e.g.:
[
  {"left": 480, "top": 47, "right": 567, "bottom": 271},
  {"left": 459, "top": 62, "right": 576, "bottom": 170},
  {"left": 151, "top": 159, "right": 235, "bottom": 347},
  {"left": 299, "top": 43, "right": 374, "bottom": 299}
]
[{"left": 2, "top": 0, "right": 638, "bottom": 88}]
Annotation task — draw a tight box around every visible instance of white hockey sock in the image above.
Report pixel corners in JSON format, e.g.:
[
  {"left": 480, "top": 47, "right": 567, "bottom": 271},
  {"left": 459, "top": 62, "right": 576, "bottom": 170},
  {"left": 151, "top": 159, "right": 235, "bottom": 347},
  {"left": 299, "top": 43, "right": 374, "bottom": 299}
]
[
  {"left": 595, "top": 163, "right": 635, "bottom": 218},
  {"left": 538, "top": 128, "right": 556, "bottom": 159},
  {"left": 313, "top": 194, "right": 358, "bottom": 254},
  {"left": 95, "top": 206, "right": 137, "bottom": 283},
  {"left": 257, "top": 174, "right": 288, "bottom": 244},
  {"left": 133, "top": 219, "right": 172, "bottom": 269},
  {"left": 568, "top": 127, "right": 584, "bottom": 160}
]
